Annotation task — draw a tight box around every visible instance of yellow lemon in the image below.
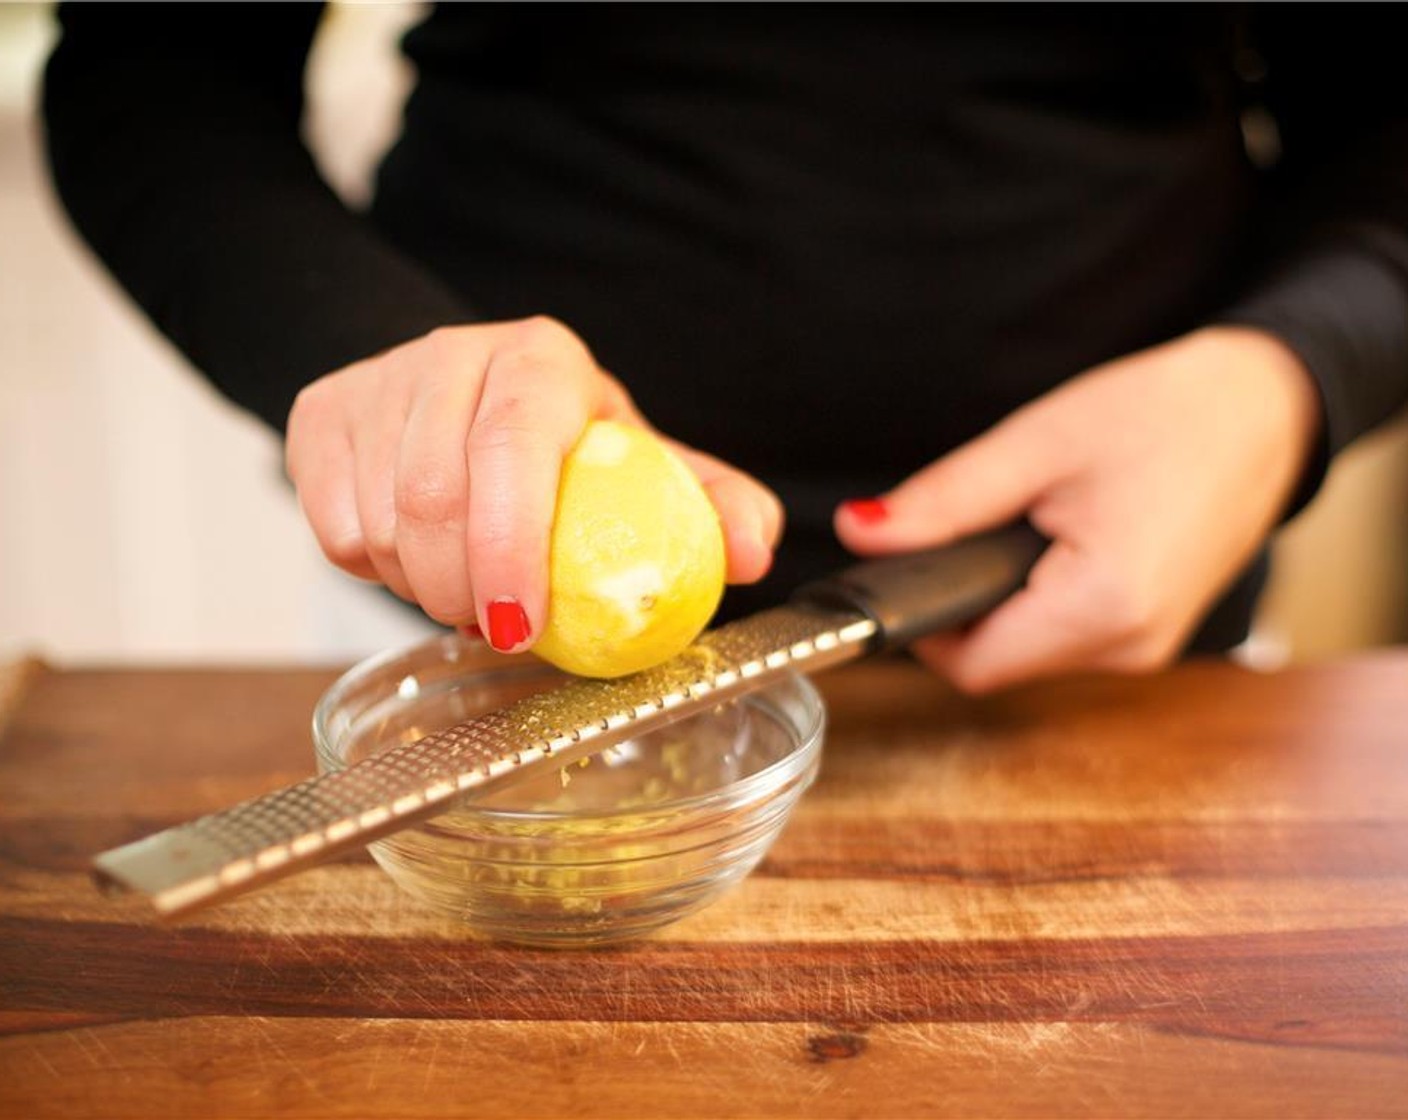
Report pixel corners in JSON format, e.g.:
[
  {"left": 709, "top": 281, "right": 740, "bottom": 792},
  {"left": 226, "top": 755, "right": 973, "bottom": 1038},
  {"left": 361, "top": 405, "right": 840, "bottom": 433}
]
[{"left": 533, "top": 420, "right": 726, "bottom": 679}]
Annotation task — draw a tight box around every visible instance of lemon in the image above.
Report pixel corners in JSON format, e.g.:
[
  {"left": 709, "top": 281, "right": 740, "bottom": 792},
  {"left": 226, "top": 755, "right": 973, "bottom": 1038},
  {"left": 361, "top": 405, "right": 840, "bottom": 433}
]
[{"left": 533, "top": 420, "right": 726, "bottom": 679}]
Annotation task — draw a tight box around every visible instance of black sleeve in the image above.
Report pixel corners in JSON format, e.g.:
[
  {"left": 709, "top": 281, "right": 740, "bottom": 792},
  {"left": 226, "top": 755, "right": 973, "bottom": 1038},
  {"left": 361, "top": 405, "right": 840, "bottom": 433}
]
[
  {"left": 1213, "top": 6, "right": 1408, "bottom": 511},
  {"left": 42, "top": 1, "right": 471, "bottom": 434}
]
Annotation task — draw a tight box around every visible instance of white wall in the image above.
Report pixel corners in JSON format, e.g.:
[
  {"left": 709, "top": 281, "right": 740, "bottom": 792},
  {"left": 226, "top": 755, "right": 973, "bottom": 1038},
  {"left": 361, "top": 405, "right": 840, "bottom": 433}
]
[
  {"left": 0, "top": 3, "right": 438, "bottom": 666},
  {"left": 2, "top": 3, "right": 1405, "bottom": 669}
]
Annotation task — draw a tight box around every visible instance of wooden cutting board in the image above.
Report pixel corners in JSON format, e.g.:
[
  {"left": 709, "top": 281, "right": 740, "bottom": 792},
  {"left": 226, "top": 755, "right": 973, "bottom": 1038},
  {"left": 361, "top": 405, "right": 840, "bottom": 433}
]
[{"left": 2, "top": 653, "right": 1407, "bottom": 1118}]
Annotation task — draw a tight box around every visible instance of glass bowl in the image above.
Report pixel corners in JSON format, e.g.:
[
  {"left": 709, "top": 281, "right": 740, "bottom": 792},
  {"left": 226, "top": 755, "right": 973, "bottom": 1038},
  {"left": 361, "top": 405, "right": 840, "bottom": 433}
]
[{"left": 312, "top": 633, "right": 825, "bottom": 947}]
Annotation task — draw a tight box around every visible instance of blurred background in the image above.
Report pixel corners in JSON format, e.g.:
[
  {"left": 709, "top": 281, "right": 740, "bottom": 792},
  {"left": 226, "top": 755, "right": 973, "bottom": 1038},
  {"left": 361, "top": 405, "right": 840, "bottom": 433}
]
[{"left": 2, "top": 2, "right": 1406, "bottom": 668}]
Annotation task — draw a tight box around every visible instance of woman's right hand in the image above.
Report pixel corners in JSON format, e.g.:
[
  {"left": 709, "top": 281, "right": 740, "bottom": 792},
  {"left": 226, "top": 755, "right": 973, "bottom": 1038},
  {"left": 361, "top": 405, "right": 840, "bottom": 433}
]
[{"left": 284, "top": 317, "right": 783, "bottom": 652}]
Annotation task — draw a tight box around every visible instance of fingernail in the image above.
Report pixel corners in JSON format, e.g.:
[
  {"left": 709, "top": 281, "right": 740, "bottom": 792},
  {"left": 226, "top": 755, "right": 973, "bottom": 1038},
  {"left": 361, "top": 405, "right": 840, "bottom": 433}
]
[
  {"left": 486, "top": 597, "right": 531, "bottom": 652},
  {"left": 842, "top": 497, "right": 889, "bottom": 524},
  {"left": 458, "top": 624, "right": 482, "bottom": 641}
]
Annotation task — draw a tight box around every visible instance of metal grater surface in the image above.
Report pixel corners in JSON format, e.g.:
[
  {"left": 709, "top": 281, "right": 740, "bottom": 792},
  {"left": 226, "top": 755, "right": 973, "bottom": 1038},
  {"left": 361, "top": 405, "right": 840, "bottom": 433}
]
[{"left": 93, "top": 603, "right": 878, "bottom": 918}]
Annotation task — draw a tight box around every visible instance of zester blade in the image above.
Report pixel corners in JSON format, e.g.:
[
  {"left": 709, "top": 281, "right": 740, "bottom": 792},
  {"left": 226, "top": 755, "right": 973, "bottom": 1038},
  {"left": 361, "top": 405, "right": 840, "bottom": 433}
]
[
  {"left": 92, "top": 603, "right": 877, "bottom": 918},
  {"left": 92, "top": 521, "right": 1047, "bottom": 919}
]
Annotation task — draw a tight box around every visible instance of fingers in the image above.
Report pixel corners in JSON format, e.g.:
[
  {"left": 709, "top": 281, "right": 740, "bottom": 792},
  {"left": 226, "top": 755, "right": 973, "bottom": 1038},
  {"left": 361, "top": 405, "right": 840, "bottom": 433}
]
[
  {"left": 392, "top": 347, "right": 487, "bottom": 625},
  {"left": 669, "top": 443, "right": 784, "bottom": 584},
  {"left": 349, "top": 364, "right": 416, "bottom": 602},
  {"left": 911, "top": 534, "right": 1186, "bottom": 693},
  {"left": 833, "top": 410, "right": 1059, "bottom": 556},
  {"left": 465, "top": 317, "right": 607, "bottom": 650},
  {"left": 287, "top": 316, "right": 780, "bottom": 652},
  {"left": 835, "top": 432, "right": 1181, "bottom": 694},
  {"left": 822, "top": 407, "right": 1104, "bottom": 693},
  {"left": 829, "top": 329, "right": 1315, "bottom": 696},
  {"left": 286, "top": 377, "right": 378, "bottom": 582},
  {"left": 703, "top": 474, "right": 780, "bottom": 584}
]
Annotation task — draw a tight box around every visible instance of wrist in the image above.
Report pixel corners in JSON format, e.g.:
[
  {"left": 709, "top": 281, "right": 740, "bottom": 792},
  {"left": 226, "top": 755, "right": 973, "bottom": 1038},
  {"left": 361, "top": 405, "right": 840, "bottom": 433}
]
[{"left": 1188, "top": 325, "right": 1325, "bottom": 515}]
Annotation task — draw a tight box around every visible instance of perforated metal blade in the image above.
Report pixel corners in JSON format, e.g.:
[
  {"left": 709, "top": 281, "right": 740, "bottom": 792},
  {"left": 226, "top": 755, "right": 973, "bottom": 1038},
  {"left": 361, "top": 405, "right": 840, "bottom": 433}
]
[
  {"left": 93, "top": 522, "right": 1048, "bottom": 920},
  {"left": 92, "top": 604, "right": 878, "bottom": 919}
]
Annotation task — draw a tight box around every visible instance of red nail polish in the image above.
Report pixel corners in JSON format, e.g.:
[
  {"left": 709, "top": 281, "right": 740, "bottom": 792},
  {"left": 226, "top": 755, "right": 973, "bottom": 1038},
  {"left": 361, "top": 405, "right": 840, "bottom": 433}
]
[
  {"left": 486, "top": 598, "right": 530, "bottom": 652},
  {"left": 842, "top": 498, "right": 889, "bottom": 524}
]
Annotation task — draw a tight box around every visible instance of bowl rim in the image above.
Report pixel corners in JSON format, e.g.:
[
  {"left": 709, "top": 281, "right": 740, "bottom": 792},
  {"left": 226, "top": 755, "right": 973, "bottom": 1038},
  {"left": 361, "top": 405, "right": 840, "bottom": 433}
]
[{"left": 312, "top": 632, "right": 827, "bottom": 824}]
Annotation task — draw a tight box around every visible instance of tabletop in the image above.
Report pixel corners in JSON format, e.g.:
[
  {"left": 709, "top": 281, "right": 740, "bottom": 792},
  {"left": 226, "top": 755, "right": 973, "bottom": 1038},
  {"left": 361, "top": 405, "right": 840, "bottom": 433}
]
[{"left": 1, "top": 651, "right": 1406, "bottom": 1119}]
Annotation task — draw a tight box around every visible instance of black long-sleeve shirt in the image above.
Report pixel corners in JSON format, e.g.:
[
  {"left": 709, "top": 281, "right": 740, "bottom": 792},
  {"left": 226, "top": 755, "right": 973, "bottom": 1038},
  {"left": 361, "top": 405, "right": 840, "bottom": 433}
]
[{"left": 42, "top": 3, "right": 1408, "bottom": 646}]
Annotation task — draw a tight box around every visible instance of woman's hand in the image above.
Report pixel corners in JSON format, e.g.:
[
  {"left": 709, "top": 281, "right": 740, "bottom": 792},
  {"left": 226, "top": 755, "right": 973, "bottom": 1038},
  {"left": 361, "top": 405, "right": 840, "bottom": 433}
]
[
  {"left": 285, "top": 317, "right": 782, "bottom": 650},
  {"left": 835, "top": 326, "right": 1322, "bottom": 692}
]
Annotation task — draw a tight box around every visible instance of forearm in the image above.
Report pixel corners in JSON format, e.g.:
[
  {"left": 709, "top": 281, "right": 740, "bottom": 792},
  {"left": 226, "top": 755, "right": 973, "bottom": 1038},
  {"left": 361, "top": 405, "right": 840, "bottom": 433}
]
[
  {"left": 1217, "top": 244, "right": 1408, "bottom": 512},
  {"left": 1212, "top": 7, "right": 1408, "bottom": 511},
  {"left": 42, "top": 2, "right": 469, "bottom": 433}
]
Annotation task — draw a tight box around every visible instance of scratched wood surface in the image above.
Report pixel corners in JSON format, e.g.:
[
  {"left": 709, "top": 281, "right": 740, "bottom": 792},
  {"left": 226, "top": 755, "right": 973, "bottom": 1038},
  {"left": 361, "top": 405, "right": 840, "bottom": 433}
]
[{"left": 2, "top": 653, "right": 1407, "bottom": 1119}]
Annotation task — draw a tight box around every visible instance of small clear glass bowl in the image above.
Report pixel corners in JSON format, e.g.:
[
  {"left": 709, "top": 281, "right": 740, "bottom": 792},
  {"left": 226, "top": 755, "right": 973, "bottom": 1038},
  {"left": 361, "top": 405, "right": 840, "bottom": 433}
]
[{"left": 313, "top": 633, "right": 825, "bottom": 947}]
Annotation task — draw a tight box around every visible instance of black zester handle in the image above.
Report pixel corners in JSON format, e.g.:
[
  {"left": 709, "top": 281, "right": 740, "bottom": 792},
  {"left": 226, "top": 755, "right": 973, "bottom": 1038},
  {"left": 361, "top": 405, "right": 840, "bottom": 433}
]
[
  {"left": 792, "top": 522, "right": 1048, "bottom": 652},
  {"left": 92, "top": 523, "right": 1045, "bottom": 919}
]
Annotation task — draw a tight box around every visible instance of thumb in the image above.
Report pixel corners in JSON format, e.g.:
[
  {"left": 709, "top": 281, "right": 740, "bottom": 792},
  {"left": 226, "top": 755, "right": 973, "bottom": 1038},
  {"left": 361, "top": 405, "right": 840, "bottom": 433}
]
[
  {"left": 834, "top": 414, "right": 1055, "bottom": 556},
  {"left": 669, "top": 442, "right": 785, "bottom": 586}
]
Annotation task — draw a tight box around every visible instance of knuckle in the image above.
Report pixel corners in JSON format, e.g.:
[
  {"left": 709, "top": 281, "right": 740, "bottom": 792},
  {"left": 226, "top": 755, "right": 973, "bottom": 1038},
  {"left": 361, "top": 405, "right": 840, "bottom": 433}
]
[
  {"left": 417, "top": 588, "right": 477, "bottom": 627},
  {"left": 395, "top": 464, "right": 464, "bottom": 528},
  {"left": 420, "top": 325, "right": 483, "bottom": 375},
  {"left": 1111, "top": 631, "right": 1179, "bottom": 674},
  {"left": 483, "top": 322, "right": 594, "bottom": 407},
  {"left": 287, "top": 387, "right": 312, "bottom": 432},
  {"left": 944, "top": 657, "right": 999, "bottom": 697},
  {"left": 468, "top": 398, "right": 552, "bottom": 455},
  {"left": 1110, "top": 595, "right": 1158, "bottom": 645},
  {"left": 1073, "top": 561, "right": 1155, "bottom": 643},
  {"left": 288, "top": 379, "right": 331, "bottom": 432},
  {"left": 513, "top": 313, "right": 573, "bottom": 349},
  {"left": 490, "top": 344, "right": 557, "bottom": 389},
  {"left": 320, "top": 527, "right": 368, "bottom": 571},
  {"left": 419, "top": 329, "right": 456, "bottom": 376},
  {"left": 361, "top": 518, "right": 398, "bottom": 564},
  {"left": 501, "top": 315, "right": 593, "bottom": 374},
  {"left": 423, "top": 324, "right": 468, "bottom": 353}
]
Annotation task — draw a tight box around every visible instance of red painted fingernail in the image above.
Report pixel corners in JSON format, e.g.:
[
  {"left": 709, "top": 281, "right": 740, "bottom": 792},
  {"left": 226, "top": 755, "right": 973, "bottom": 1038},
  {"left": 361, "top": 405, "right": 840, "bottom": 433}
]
[
  {"left": 842, "top": 498, "right": 889, "bottom": 524},
  {"left": 486, "top": 598, "right": 530, "bottom": 652},
  {"left": 458, "top": 624, "right": 482, "bottom": 640}
]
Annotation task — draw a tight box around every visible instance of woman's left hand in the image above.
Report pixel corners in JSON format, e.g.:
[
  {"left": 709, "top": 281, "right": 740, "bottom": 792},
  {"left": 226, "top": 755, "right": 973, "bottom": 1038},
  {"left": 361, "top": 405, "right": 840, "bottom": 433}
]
[{"left": 834, "top": 326, "right": 1322, "bottom": 692}]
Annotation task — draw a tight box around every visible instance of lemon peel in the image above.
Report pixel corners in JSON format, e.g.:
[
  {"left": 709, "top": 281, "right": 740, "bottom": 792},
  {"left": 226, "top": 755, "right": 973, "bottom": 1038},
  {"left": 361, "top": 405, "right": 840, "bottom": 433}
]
[{"left": 532, "top": 420, "right": 726, "bottom": 678}]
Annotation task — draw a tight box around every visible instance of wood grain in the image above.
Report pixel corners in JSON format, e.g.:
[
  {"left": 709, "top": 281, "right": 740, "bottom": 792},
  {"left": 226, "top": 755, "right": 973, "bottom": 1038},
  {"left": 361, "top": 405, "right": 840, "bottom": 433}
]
[
  {"left": 2, "top": 654, "right": 1407, "bottom": 1118},
  {"left": 0, "top": 657, "right": 45, "bottom": 740},
  {"left": 6, "top": 1018, "right": 1408, "bottom": 1120}
]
